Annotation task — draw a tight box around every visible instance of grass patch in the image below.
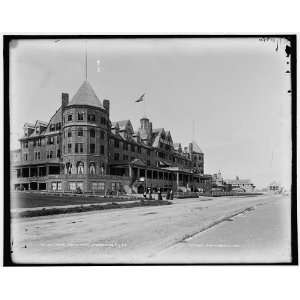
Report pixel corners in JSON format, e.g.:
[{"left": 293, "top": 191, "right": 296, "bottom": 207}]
[
  {"left": 11, "top": 192, "right": 144, "bottom": 209},
  {"left": 13, "top": 200, "right": 172, "bottom": 218}
]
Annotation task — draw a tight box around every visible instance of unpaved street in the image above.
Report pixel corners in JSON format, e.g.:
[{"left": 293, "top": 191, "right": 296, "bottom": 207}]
[{"left": 11, "top": 194, "right": 291, "bottom": 264}]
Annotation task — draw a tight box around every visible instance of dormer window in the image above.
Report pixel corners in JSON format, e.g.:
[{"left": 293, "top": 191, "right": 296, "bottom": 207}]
[
  {"left": 50, "top": 124, "right": 56, "bottom": 132},
  {"left": 78, "top": 112, "right": 84, "bottom": 121}
]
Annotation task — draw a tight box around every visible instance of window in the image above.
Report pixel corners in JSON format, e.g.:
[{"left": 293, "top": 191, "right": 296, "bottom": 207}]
[
  {"left": 68, "top": 143, "right": 72, "bottom": 153},
  {"left": 33, "top": 140, "right": 36, "bottom": 147},
  {"left": 89, "top": 163, "right": 96, "bottom": 175},
  {"left": 38, "top": 152, "right": 40, "bottom": 160},
  {"left": 69, "top": 182, "right": 76, "bottom": 191},
  {"left": 114, "top": 153, "right": 120, "bottom": 160},
  {"left": 90, "top": 143, "right": 95, "bottom": 153},
  {"left": 131, "top": 144, "right": 135, "bottom": 152},
  {"left": 114, "top": 139, "right": 119, "bottom": 148},
  {"left": 50, "top": 124, "right": 55, "bottom": 132},
  {"left": 47, "top": 150, "right": 53, "bottom": 159},
  {"left": 37, "top": 139, "right": 41, "bottom": 146},
  {"left": 68, "top": 129, "right": 72, "bottom": 137},
  {"left": 90, "top": 129, "right": 95, "bottom": 138},
  {"left": 147, "top": 160, "right": 150, "bottom": 166},
  {"left": 56, "top": 123, "right": 62, "bottom": 131},
  {"left": 100, "top": 117, "right": 106, "bottom": 125},
  {"left": 123, "top": 154, "right": 128, "bottom": 161},
  {"left": 100, "top": 131, "right": 105, "bottom": 139},
  {"left": 34, "top": 152, "right": 38, "bottom": 160},
  {"left": 78, "top": 127, "right": 83, "bottom": 137},
  {"left": 56, "top": 135, "right": 60, "bottom": 144},
  {"left": 92, "top": 182, "right": 105, "bottom": 192},
  {"left": 69, "top": 182, "right": 83, "bottom": 191},
  {"left": 57, "top": 149, "right": 61, "bottom": 158},
  {"left": 24, "top": 141, "right": 28, "bottom": 148},
  {"left": 77, "top": 162, "right": 84, "bottom": 175},
  {"left": 77, "top": 112, "right": 84, "bottom": 121},
  {"left": 111, "top": 182, "right": 120, "bottom": 192},
  {"left": 100, "top": 145, "right": 105, "bottom": 154},
  {"left": 47, "top": 137, "right": 54, "bottom": 145},
  {"left": 66, "top": 163, "right": 72, "bottom": 174},
  {"left": 52, "top": 182, "right": 57, "bottom": 191},
  {"left": 75, "top": 143, "right": 83, "bottom": 153},
  {"left": 137, "top": 146, "right": 141, "bottom": 153},
  {"left": 147, "top": 149, "right": 151, "bottom": 156},
  {"left": 88, "top": 114, "right": 96, "bottom": 122},
  {"left": 57, "top": 182, "right": 62, "bottom": 190},
  {"left": 67, "top": 114, "right": 73, "bottom": 121},
  {"left": 123, "top": 142, "right": 128, "bottom": 151}
]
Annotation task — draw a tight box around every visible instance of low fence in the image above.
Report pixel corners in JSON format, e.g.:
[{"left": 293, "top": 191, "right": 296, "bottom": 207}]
[
  {"left": 199, "top": 191, "right": 264, "bottom": 197},
  {"left": 174, "top": 192, "right": 199, "bottom": 199}
]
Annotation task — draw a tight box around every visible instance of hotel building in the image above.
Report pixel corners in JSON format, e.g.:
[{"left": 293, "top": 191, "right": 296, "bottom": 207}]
[{"left": 11, "top": 80, "right": 208, "bottom": 194}]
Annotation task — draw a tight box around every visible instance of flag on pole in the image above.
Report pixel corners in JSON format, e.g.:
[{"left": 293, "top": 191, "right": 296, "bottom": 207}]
[{"left": 135, "top": 93, "right": 145, "bottom": 103}]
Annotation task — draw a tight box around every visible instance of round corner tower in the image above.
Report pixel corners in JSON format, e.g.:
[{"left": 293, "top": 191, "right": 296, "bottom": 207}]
[{"left": 61, "top": 80, "right": 110, "bottom": 192}]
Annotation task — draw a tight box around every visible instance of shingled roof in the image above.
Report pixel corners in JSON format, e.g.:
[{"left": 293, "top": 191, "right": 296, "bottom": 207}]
[{"left": 68, "top": 81, "right": 102, "bottom": 107}]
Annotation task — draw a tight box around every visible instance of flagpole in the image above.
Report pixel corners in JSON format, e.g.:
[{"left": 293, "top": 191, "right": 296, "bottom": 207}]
[{"left": 85, "top": 40, "right": 88, "bottom": 81}]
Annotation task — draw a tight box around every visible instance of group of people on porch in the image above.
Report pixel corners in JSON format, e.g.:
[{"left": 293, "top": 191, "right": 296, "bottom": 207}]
[{"left": 143, "top": 187, "right": 173, "bottom": 200}]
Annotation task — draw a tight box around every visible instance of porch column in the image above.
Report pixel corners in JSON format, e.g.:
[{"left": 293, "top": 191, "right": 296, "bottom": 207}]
[
  {"left": 137, "top": 168, "right": 140, "bottom": 179},
  {"left": 176, "top": 172, "right": 179, "bottom": 188},
  {"left": 129, "top": 164, "right": 133, "bottom": 178},
  {"left": 29, "top": 167, "right": 31, "bottom": 178}
]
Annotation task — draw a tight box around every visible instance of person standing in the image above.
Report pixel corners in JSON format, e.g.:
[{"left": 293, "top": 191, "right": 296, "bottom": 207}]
[{"left": 158, "top": 188, "right": 162, "bottom": 200}]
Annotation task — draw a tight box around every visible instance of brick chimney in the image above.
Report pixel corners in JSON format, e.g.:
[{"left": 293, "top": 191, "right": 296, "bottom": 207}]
[
  {"left": 103, "top": 99, "right": 110, "bottom": 117},
  {"left": 62, "top": 93, "right": 69, "bottom": 108}
]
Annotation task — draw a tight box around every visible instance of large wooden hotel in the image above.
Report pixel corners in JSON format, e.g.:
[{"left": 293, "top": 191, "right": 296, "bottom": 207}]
[{"left": 11, "top": 80, "right": 210, "bottom": 194}]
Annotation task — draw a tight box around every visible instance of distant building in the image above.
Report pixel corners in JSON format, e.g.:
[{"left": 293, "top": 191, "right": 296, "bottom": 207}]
[
  {"left": 10, "top": 80, "right": 207, "bottom": 194},
  {"left": 224, "top": 176, "right": 255, "bottom": 192},
  {"left": 268, "top": 181, "right": 281, "bottom": 193}
]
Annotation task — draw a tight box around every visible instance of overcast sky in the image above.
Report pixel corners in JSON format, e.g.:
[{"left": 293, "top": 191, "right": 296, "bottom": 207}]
[{"left": 9, "top": 38, "right": 291, "bottom": 189}]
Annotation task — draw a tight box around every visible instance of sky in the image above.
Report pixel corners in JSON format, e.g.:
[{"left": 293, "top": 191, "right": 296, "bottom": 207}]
[{"left": 9, "top": 38, "right": 292, "bottom": 189}]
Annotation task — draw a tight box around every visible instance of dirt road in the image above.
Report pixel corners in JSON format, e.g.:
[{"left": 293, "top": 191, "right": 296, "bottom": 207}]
[{"left": 11, "top": 194, "right": 291, "bottom": 264}]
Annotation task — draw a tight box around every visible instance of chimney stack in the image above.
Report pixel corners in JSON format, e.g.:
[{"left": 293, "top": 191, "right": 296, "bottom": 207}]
[
  {"left": 62, "top": 93, "right": 69, "bottom": 108},
  {"left": 103, "top": 99, "right": 110, "bottom": 117}
]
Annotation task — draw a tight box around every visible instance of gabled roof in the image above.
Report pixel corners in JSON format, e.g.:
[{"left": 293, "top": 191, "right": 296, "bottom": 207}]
[
  {"left": 68, "top": 81, "right": 102, "bottom": 107},
  {"left": 151, "top": 128, "right": 166, "bottom": 147},
  {"left": 112, "top": 120, "right": 133, "bottom": 132}
]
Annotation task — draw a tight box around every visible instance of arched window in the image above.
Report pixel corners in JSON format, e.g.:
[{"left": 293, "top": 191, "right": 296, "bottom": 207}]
[
  {"left": 77, "top": 161, "right": 84, "bottom": 175},
  {"left": 66, "top": 162, "right": 72, "bottom": 175},
  {"left": 89, "top": 162, "right": 96, "bottom": 175},
  {"left": 99, "top": 162, "right": 104, "bottom": 175}
]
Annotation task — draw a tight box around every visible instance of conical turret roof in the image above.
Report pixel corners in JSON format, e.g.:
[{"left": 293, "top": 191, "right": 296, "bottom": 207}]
[{"left": 68, "top": 81, "right": 102, "bottom": 107}]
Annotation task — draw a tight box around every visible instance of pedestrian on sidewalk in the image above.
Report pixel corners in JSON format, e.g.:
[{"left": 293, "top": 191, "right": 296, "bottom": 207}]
[
  {"left": 158, "top": 188, "right": 162, "bottom": 201},
  {"left": 170, "top": 189, "right": 173, "bottom": 200}
]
